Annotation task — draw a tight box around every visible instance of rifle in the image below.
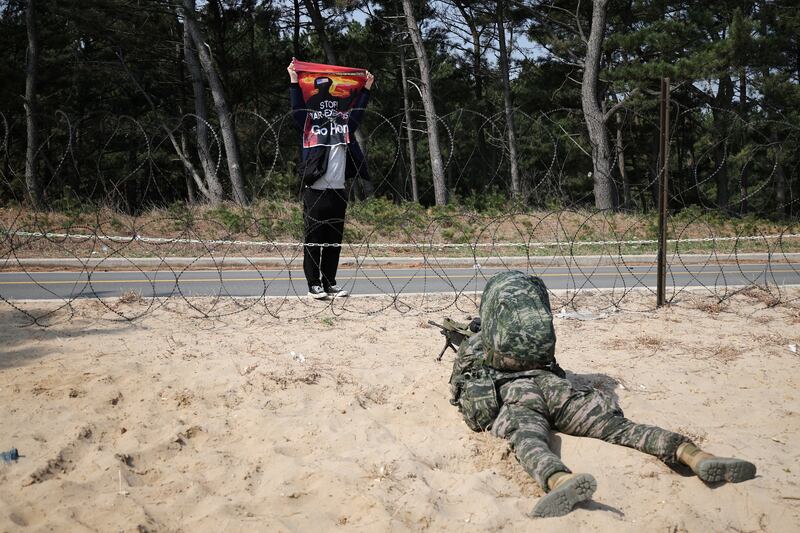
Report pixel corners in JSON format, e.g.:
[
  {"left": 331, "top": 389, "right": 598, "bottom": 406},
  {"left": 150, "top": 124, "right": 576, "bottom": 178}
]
[{"left": 428, "top": 317, "right": 481, "bottom": 361}]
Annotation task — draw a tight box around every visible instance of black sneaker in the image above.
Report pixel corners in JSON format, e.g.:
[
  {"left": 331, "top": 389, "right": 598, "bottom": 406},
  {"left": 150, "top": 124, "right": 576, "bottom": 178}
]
[
  {"left": 325, "top": 284, "right": 349, "bottom": 298},
  {"left": 307, "top": 285, "right": 328, "bottom": 299}
]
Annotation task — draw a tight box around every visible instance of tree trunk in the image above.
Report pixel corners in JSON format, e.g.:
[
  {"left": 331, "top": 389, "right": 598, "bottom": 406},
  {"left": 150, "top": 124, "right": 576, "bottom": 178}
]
[
  {"left": 302, "top": 0, "right": 337, "bottom": 64},
  {"left": 293, "top": 0, "right": 301, "bottom": 58},
  {"left": 181, "top": 131, "right": 197, "bottom": 204},
  {"left": 399, "top": 43, "right": 419, "bottom": 202},
  {"left": 758, "top": 3, "right": 786, "bottom": 216},
  {"left": 581, "top": 0, "right": 616, "bottom": 210},
  {"left": 183, "top": 9, "right": 224, "bottom": 204},
  {"left": 738, "top": 68, "right": 749, "bottom": 215},
  {"left": 713, "top": 76, "right": 734, "bottom": 210},
  {"left": 183, "top": 0, "right": 247, "bottom": 205},
  {"left": 247, "top": 1, "right": 262, "bottom": 111},
  {"left": 402, "top": 0, "right": 447, "bottom": 205},
  {"left": 453, "top": 0, "right": 490, "bottom": 175},
  {"left": 452, "top": 1, "right": 483, "bottom": 101},
  {"left": 497, "top": 1, "right": 520, "bottom": 197},
  {"left": 177, "top": 41, "right": 196, "bottom": 204},
  {"left": 773, "top": 129, "right": 786, "bottom": 215},
  {"left": 208, "top": 0, "right": 230, "bottom": 82},
  {"left": 676, "top": 112, "right": 685, "bottom": 204},
  {"left": 24, "top": 0, "right": 44, "bottom": 209},
  {"left": 615, "top": 112, "right": 630, "bottom": 208},
  {"left": 713, "top": 138, "right": 729, "bottom": 209}
]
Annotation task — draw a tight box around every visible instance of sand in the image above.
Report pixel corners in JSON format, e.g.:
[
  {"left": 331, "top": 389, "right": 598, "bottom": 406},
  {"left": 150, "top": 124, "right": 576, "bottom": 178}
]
[{"left": 1, "top": 289, "right": 799, "bottom": 532}]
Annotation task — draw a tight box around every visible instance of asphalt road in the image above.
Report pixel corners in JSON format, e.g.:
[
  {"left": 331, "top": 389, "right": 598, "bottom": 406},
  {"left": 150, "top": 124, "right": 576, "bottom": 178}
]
[{"left": 1, "top": 262, "right": 799, "bottom": 300}]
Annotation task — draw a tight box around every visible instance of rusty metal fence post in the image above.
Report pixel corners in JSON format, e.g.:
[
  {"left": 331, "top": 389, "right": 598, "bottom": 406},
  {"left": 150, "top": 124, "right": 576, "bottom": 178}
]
[{"left": 657, "top": 78, "right": 671, "bottom": 307}]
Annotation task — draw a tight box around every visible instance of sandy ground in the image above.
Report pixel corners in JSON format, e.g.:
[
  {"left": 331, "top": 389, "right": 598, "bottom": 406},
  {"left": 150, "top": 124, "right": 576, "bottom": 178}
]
[{"left": 1, "top": 289, "right": 799, "bottom": 532}]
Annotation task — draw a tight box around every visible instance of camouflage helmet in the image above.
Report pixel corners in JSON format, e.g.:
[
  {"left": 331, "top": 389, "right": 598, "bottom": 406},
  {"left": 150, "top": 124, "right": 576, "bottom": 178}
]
[{"left": 479, "top": 271, "right": 556, "bottom": 371}]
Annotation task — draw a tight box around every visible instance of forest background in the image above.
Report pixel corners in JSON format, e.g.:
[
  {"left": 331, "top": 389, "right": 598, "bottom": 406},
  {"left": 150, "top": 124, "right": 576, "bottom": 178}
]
[{"left": 1, "top": 0, "right": 798, "bottom": 236}]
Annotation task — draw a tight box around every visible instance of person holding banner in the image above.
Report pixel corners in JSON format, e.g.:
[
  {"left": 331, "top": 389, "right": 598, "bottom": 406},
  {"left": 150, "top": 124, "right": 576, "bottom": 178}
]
[{"left": 288, "top": 58, "right": 374, "bottom": 299}]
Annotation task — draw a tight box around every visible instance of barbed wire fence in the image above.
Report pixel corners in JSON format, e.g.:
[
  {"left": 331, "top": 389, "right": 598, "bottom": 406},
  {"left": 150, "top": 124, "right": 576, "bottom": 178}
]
[{"left": 1, "top": 97, "right": 799, "bottom": 326}]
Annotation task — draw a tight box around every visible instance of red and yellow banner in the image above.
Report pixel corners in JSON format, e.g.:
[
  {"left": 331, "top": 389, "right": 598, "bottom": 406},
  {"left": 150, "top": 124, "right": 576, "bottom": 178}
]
[{"left": 294, "top": 60, "right": 367, "bottom": 148}]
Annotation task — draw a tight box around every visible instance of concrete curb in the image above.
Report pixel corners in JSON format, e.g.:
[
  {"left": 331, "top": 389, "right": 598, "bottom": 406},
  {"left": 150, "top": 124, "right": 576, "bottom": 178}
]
[
  {"left": 5, "top": 252, "right": 800, "bottom": 270},
  {"left": 8, "top": 284, "right": 800, "bottom": 305}
]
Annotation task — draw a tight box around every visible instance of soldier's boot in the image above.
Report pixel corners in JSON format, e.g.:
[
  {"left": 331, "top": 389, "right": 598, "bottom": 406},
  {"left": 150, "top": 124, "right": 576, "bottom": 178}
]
[
  {"left": 530, "top": 471, "right": 597, "bottom": 518},
  {"left": 676, "top": 442, "right": 756, "bottom": 483}
]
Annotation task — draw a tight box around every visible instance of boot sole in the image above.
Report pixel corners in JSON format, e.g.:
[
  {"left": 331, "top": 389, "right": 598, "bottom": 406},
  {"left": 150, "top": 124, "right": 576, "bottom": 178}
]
[
  {"left": 697, "top": 458, "right": 756, "bottom": 483},
  {"left": 531, "top": 473, "right": 597, "bottom": 518}
]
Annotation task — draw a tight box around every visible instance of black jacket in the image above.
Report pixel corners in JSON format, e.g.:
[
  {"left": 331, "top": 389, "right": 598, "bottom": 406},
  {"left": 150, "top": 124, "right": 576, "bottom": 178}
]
[{"left": 289, "top": 82, "right": 371, "bottom": 188}]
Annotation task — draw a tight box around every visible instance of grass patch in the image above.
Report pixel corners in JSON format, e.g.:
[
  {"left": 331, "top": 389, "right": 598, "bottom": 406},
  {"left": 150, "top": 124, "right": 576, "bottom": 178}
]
[{"left": 2, "top": 200, "right": 798, "bottom": 259}]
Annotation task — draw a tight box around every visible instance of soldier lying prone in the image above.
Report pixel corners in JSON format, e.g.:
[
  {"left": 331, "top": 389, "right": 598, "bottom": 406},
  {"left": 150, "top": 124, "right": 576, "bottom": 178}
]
[{"left": 440, "top": 271, "right": 756, "bottom": 518}]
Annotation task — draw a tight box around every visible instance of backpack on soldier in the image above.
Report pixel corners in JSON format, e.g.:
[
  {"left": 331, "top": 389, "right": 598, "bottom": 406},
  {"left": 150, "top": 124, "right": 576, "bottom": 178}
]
[
  {"left": 449, "top": 332, "right": 501, "bottom": 432},
  {"left": 479, "top": 270, "right": 557, "bottom": 372}
]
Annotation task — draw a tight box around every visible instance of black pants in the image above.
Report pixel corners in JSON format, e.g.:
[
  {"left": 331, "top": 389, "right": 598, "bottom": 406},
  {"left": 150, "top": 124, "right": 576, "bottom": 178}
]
[{"left": 302, "top": 188, "right": 347, "bottom": 289}]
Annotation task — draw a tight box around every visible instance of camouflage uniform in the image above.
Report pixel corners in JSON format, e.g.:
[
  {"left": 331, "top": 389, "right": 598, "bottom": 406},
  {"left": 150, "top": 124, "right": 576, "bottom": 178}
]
[{"left": 450, "top": 271, "right": 692, "bottom": 493}]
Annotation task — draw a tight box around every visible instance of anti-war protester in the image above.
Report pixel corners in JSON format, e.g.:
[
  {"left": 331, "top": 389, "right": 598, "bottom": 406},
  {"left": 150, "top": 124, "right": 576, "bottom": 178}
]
[
  {"left": 448, "top": 271, "right": 757, "bottom": 517},
  {"left": 287, "top": 58, "right": 374, "bottom": 299}
]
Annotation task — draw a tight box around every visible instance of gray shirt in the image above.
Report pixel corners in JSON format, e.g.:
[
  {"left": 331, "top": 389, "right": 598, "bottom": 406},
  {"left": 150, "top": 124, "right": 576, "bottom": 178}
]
[{"left": 310, "top": 144, "right": 346, "bottom": 190}]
